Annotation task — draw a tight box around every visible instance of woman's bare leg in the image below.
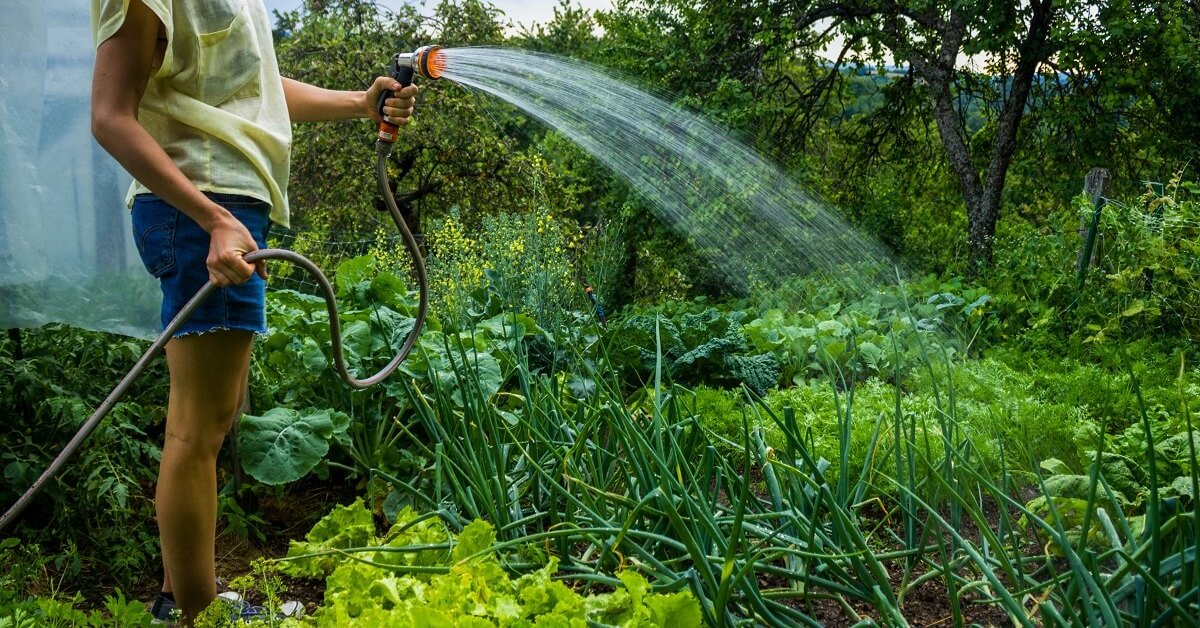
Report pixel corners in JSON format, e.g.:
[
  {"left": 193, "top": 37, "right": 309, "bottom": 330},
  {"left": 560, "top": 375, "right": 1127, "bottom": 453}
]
[
  {"left": 160, "top": 374, "right": 249, "bottom": 598},
  {"left": 157, "top": 331, "right": 253, "bottom": 625}
]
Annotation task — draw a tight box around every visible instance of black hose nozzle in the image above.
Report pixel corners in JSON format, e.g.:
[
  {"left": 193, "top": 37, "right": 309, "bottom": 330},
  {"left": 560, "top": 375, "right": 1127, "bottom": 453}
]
[{"left": 376, "top": 45, "right": 443, "bottom": 144}]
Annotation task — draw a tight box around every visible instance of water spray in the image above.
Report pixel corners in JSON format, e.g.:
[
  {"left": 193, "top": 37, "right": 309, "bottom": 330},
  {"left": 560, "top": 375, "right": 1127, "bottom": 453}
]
[{"left": 0, "top": 45, "right": 444, "bottom": 533}]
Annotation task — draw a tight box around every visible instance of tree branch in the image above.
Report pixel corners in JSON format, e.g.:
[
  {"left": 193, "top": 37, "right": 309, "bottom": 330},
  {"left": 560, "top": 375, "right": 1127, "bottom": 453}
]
[{"left": 982, "top": 0, "right": 1056, "bottom": 204}]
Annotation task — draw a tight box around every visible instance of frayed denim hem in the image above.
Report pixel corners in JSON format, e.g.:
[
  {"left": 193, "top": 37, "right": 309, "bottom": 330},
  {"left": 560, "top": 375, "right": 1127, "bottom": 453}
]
[{"left": 171, "top": 326, "right": 268, "bottom": 339}]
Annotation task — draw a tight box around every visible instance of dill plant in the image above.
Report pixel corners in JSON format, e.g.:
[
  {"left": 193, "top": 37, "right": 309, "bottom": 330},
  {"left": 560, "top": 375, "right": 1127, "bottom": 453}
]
[{"left": 577, "top": 216, "right": 627, "bottom": 311}]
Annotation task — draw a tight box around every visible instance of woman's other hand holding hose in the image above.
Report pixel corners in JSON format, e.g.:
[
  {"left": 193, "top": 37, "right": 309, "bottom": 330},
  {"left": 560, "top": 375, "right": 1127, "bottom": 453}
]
[{"left": 206, "top": 213, "right": 266, "bottom": 286}]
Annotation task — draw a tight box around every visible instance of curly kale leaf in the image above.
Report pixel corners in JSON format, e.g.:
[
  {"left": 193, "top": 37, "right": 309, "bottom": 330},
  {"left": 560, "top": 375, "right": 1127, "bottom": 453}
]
[
  {"left": 724, "top": 353, "right": 781, "bottom": 394},
  {"left": 612, "top": 308, "right": 757, "bottom": 387}
]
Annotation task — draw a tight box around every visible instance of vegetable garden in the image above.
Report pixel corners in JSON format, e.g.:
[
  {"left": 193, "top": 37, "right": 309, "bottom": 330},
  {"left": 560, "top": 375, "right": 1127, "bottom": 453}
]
[{"left": 2, "top": 1, "right": 1199, "bottom": 626}]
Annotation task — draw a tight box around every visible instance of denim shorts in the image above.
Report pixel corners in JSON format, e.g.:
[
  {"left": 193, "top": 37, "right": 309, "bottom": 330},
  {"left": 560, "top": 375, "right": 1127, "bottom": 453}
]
[{"left": 131, "top": 192, "right": 271, "bottom": 337}]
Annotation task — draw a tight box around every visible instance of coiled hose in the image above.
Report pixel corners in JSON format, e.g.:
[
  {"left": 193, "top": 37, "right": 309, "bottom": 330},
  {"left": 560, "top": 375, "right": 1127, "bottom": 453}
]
[{"left": 0, "top": 140, "right": 426, "bottom": 532}]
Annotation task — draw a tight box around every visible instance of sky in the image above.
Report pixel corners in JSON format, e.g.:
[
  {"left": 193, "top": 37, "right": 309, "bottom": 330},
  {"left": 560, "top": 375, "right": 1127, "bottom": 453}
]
[{"left": 262, "top": 0, "right": 615, "bottom": 31}]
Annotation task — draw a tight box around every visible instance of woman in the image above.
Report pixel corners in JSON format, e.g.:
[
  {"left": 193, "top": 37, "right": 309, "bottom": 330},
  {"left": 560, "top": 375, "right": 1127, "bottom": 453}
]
[{"left": 90, "top": 0, "right": 418, "bottom": 623}]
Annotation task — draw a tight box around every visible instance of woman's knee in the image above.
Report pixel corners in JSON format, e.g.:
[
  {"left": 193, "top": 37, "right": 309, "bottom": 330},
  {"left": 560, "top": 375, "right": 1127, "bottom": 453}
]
[{"left": 163, "top": 409, "right": 236, "bottom": 458}]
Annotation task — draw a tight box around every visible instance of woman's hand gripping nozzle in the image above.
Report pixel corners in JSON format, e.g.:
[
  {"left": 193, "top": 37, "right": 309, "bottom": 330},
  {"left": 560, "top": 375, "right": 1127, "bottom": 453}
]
[{"left": 376, "top": 45, "right": 443, "bottom": 147}]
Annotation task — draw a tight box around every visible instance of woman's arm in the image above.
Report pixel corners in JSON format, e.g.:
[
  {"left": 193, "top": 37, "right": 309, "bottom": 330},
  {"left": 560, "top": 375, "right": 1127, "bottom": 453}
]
[
  {"left": 91, "top": 0, "right": 263, "bottom": 286},
  {"left": 281, "top": 76, "right": 418, "bottom": 124}
]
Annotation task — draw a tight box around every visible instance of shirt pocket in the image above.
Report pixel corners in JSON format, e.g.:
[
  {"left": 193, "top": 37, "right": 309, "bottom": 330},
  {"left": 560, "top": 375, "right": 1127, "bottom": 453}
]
[{"left": 196, "top": 2, "right": 262, "bottom": 105}]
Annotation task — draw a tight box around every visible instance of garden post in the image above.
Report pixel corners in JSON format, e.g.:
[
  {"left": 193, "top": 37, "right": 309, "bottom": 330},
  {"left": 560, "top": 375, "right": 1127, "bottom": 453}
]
[{"left": 1076, "top": 168, "right": 1111, "bottom": 289}]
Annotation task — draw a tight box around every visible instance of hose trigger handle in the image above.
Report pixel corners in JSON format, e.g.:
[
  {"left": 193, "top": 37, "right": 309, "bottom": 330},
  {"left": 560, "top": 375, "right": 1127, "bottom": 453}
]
[{"left": 377, "top": 54, "right": 414, "bottom": 144}]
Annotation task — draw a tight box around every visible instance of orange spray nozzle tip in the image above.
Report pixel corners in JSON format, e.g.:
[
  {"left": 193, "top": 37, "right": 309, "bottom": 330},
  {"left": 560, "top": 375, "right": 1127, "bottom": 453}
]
[{"left": 415, "top": 45, "right": 445, "bottom": 80}]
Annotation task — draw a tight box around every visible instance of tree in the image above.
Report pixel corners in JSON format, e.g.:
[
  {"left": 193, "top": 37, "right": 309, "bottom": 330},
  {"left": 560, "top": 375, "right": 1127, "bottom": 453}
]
[
  {"left": 782, "top": 1, "right": 1062, "bottom": 270},
  {"left": 273, "top": 0, "right": 575, "bottom": 246},
  {"left": 1033, "top": 1, "right": 1200, "bottom": 181},
  {"left": 588, "top": 1, "right": 1195, "bottom": 272}
]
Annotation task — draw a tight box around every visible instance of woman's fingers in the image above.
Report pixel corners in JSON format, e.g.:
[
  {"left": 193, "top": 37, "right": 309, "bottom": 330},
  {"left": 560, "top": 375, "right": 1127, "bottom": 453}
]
[
  {"left": 207, "top": 221, "right": 258, "bottom": 286},
  {"left": 384, "top": 105, "right": 416, "bottom": 124},
  {"left": 383, "top": 86, "right": 418, "bottom": 123}
]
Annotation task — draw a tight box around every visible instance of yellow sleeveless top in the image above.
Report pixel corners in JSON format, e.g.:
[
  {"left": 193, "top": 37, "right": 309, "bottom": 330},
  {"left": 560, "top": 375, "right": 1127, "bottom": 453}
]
[{"left": 93, "top": 0, "right": 293, "bottom": 226}]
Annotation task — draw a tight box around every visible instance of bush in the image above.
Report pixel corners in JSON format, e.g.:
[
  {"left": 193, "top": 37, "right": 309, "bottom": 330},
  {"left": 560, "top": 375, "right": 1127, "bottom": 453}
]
[
  {"left": 987, "top": 171, "right": 1200, "bottom": 346},
  {"left": 0, "top": 326, "right": 165, "bottom": 594}
]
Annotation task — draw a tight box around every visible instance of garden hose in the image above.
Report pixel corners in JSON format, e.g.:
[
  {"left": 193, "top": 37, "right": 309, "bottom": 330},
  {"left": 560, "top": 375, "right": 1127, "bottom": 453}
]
[{"left": 0, "top": 47, "right": 442, "bottom": 532}]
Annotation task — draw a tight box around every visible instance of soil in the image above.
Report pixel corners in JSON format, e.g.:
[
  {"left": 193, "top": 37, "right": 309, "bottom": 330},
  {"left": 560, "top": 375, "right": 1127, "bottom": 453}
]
[
  {"left": 764, "top": 563, "right": 1018, "bottom": 627},
  {"left": 755, "top": 492, "right": 1026, "bottom": 626},
  {"left": 212, "top": 476, "right": 355, "bottom": 615}
]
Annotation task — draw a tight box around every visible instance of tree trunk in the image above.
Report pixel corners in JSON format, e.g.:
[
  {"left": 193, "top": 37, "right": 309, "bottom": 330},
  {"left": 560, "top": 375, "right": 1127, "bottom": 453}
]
[
  {"left": 883, "top": 3, "right": 1055, "bottom": 271},
  {"left": 968, "top": 0, "right": 1055, "bottom": 270},
  {"left": 967, "top": 194, "right": 1000, "bottom": 269},
  {"left": 901, "top": 10, "right": 995, "bottom": 271}
]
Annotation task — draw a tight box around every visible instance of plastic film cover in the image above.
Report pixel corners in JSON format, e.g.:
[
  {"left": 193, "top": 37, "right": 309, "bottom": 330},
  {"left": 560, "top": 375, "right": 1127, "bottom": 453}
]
[{"left": 0, "top": 1, "right": 159, "bottom": 339}]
